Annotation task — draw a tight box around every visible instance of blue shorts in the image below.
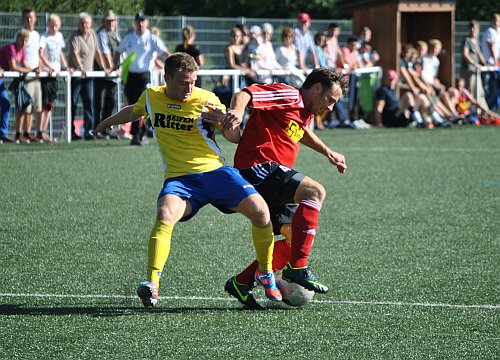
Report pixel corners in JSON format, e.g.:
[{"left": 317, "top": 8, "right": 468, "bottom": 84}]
[{"left": 158, "top": 166, "right": 258, "bottom": 222}]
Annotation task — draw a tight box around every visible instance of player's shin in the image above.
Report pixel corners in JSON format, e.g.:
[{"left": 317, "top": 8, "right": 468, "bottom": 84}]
[
  {"left": 289, "top": 200, "right": 321, "bottom": 268},
  {"left": 147, "top": 220, "right": 173, "bottom": 288},
  {"left": 251, "top": 224, "right": 274, "bottom": 271}
]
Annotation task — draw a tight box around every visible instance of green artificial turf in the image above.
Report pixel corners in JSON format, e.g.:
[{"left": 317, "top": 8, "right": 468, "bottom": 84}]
[{"left": 0, "top": 127, "right": 498, "bottom": 359}]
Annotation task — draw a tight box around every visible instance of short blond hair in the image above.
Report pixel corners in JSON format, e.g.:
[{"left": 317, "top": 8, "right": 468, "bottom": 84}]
[
  {"left": 16, "top": 29, "right": 30, "bottom": 40},
  {"left": 48, "top": 14, "right": 61, "bottom": 25},
  {"left": 428, "top": 39, "right": 442, "bottom": 49}
]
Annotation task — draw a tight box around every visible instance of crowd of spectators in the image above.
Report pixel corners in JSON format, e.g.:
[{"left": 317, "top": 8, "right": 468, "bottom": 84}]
[{"left": 0, "top": 10, "right": 499, "bottom": 144}]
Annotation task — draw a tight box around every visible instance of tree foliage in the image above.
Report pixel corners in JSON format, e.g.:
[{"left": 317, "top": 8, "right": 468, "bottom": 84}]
[
  {"left": 0, "top": 0, "right": 144, "bottom": 16},
  {"left": 0, "top": 0, "right": 497, "bottom": 21}
]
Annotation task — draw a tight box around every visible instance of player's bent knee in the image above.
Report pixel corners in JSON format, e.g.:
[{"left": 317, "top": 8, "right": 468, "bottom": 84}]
[
  {"left": 296, "top": 178, "right": 326, "bottom": 204},
  {"left": 233, "top": 194, "right": 271, "bottom": 227}
]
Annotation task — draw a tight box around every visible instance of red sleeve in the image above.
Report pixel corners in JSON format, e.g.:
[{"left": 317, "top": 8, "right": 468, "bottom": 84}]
[{"left": 244, "top": 83, "right": 302, "bottom": 110}]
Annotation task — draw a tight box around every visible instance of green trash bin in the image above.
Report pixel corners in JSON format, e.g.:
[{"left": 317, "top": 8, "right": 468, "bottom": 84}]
[{"left": 358, "top": 71, "right": 379, "bottom": 114}]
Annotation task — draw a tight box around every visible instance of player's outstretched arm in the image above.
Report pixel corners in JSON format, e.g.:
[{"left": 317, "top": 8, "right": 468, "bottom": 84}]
[
  {"left": 202, "top": 105, "right": 242, "bottom": 143},
  {"left": 300, "top": 129, "right": 347, "bottom": 174},
  {"left": 223, "top": 91, "right": 251, "bottom": 131},
  {"left": 96, "top": 105, "right": 142, "bottom": 133}
]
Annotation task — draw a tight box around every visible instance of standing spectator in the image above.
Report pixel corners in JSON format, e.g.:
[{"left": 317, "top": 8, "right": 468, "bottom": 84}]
[
  {"left": 224, "top": 26, "right": 256, "bottom": 88},
  {"left": 324, "top": 23, "right": 344, "bottom": 69},
  {"left": 175, "top": 25, "right": 204, "bottom": 67},
  {"left": 114, "top": 13, "right": 170, "bottom": 145},
  {"left": 461, "top": 20, "right": 488, "bottom": 108},
  {"left": 294, "top": 12, "right": 319, "bottom": 70},
  {"left": 0, "top": 31, "right": 32, "bottom": 143},
  {"left": 342, "top": 36, "right": 362, "bottom": 120},
  {"left": 1, "top": 31, "right": 32, "bottom": 143},
  {"left": 480, "top": 13, "right": 500, "bottom": 111},
  {"left": 313, "top": 32, "right": 328, "bottom": 68},
  {"left": 254, "top": 22, "right": 282, "bottom": 84},
  {"left": 375, "top": 69, "right": 426, "bottom": 128},
  {"left": 94, "top": 10, "right": 121, "bottom": 139},
  {"left": 275, "top": 26, "right": 306, "bottom": 87},
  {"left": 68, "top": 13, "right": 109, "bottom": 140},
  {"left": 38, "top": 14, "right": 71, "bottom": 143},
  {"left": 0, "top": 66, "right": 11, "bottom": 144},
  {"left": 175, "top": 25, "right": 204, "bottom": 87},
  {"left": 17, "top": 8, "right": 42, "bottom": 143},
  {"left": 357, "top": 26, "right": 380, "bottom": 65}
]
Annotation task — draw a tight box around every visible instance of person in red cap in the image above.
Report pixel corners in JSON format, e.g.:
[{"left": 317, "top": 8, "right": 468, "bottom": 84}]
[
  {"left": 294, "top": 12, "right": 319, "bottom": 71},
  {"left": 375, "top": 69, "right": 427, "bottom": 127}
]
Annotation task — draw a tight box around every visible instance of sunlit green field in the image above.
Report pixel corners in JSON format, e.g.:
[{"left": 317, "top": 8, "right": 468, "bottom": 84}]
[{"left": 1, "top": 127, "right": 498, "bottom": 359}]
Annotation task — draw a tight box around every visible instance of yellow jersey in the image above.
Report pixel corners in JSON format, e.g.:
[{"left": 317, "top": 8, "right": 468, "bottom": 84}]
[{"left": 134, "top": 85, "right": 227, "bottom": 179}]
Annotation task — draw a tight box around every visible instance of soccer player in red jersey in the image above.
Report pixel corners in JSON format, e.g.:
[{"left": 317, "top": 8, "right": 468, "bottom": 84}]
[{"left": 204, "top": 68, "right": 348, "bottom": 309}]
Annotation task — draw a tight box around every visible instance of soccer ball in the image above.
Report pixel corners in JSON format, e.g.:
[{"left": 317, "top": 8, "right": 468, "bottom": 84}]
[{"left": 275, "top": 271, "right": 314, "bottom": 307}]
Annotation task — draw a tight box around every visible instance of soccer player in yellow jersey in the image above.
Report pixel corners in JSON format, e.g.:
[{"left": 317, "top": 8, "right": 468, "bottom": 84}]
[{"left": 96, "top": 52, "right": 281, "bottom": 307}]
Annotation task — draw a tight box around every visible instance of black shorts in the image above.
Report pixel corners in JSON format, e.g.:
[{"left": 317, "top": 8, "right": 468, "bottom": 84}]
[
  {"left": 269, "top": 203, "right": 298, "bottom": 235},
  {"left": 41, "top": 78, "right": 58, "bottom": 110},
  {"left": 239, "top": 161, "right": 305, "bottom": 234},
  {"left": 382, "top": 110, "right": 410, "bottom": 127}
]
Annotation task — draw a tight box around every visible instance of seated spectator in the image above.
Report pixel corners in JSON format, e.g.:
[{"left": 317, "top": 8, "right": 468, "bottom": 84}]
[
  {"left": 399, "top": 43, "right": 422, "bottom": 96},
  {"left": 449, "top": 77, "right": 500, "bottom": 125},
  {"left": 422, "top": 39, "right": 459, "bottom": 118},
  {"left": 254, "top": 22, "right": 282, "bottom": 84},
  {"left": 375, "top": 69, "right": 426, "bottom": 128},
  {"left": 0, "top": 30, "right": 33, "bottom": 143},
  {"left": 275, "top": 26, "right": 305, "bottom": 87},
  {"left": 411, "top": 40, "right": 456, "bottom": 126},
  {"left": 224, "top": 26, "right": 256, "bottom": 88}
]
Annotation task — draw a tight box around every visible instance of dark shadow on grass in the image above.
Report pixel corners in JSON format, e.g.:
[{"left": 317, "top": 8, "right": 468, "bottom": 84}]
[{"left": 0, "top": 304, "right": 291, "bottom": 317}]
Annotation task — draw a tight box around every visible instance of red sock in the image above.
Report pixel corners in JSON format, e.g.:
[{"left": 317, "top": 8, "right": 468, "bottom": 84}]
[
  {"left": 235, "top": 240, "right": 292, "bottom": 285},
  {"left": 272, "top": 239, "right": 291, "bottom": 271},
  {"left": 289, "top": 200, "right": 320, "bottom": 268}
]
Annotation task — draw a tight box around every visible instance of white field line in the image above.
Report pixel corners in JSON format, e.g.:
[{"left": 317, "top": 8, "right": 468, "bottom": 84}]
[
  {"left": 2, "top": 145, "right": 500, "bottom": 157},
  {"left": 0, "top": 292, "right": 498, "bottom": 310}
]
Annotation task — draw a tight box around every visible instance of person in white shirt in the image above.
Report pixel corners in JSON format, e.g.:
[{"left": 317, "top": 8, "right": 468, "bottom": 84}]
[
  {"left": 38, "top": 13, "right": 70, "bottom": 142},
  {"left": 275, "top": 26, "right": 305, "bottom": 87},
  {"left": 480, "top": 13, "right": 500, "bottom": 110},
  {"left": 114, "top": 13, "right": 170, "bottom": 145},
  {"left": 254, "top": 22, "right": 282, "bottom": 84},
  {"left": 16, "top": 8, "right": 42, "bottom": 143}
]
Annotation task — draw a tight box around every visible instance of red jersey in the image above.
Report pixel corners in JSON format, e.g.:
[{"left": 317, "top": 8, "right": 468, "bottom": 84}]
[{"left": 233, "top": 83, "right": 313, "bottom": 169}]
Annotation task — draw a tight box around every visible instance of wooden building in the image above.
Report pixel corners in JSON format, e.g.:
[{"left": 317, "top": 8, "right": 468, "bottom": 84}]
[{"left": 338, "top": 0, "right": 456, "bottom": 86}]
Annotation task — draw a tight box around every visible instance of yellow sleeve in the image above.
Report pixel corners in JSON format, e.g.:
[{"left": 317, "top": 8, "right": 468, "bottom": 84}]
[
  {"left": 208, "top": 93, "right": 226, "bottom": 113},
  {"left": 133, "top": 89, "right": 149, "bottom": 118}
]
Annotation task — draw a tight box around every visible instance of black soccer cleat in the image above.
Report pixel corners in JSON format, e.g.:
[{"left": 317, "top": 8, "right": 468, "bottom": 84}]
[
  {"left": 225, "top": 276, "right": 264, "bottom": 310},
  {"left": 282, "top": 263, "right": 329, "bottom": 294}
]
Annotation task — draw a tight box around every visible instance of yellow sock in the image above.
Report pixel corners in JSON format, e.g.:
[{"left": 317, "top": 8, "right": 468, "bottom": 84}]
[
  {"left": 147, "top": 220, "right": 173, "bottom": 288},
  {"left": 252, "top": 224, "right": 274, "bottom": 272}
]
